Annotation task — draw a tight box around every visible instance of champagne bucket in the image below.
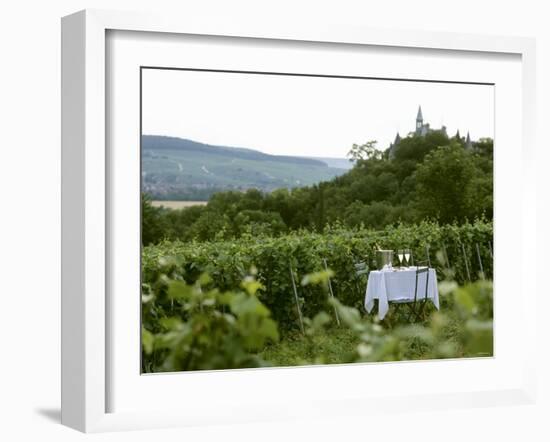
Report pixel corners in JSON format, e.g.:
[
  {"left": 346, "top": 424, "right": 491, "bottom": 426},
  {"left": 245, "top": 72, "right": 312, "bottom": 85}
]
[{"left": 376, "top": 250, "right": 394, "bottom": 269}]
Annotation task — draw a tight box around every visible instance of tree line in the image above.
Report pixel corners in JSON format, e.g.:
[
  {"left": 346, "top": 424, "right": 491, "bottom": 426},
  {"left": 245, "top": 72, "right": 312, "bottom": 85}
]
[{"left": 142, "top": 131, "right": 493, "bottom": 245}]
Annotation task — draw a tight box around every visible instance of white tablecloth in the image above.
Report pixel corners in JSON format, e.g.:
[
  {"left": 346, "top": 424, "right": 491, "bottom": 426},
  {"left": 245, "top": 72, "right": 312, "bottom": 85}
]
[{"left": 364, "top": 267, "right": 440, "bottom": 320}]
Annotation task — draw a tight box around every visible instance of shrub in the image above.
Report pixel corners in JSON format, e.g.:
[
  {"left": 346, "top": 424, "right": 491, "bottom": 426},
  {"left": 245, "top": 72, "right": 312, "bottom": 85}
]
[{"left": 142, "top": 273, "right": 279, "bottom": 373}]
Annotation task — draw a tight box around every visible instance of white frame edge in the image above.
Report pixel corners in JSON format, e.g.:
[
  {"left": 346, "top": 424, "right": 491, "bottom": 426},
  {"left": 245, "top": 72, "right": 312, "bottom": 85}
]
[
  {"left": 62, "top": 10, "right": 106, "bottom": 432},
  {"left": 61, "top": 9, "right": 537, "bottom": 433}
]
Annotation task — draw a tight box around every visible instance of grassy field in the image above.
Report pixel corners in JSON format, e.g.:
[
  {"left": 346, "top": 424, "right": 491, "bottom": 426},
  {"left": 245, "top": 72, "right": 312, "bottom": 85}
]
[
  {"left": 259, "top": 327, "right": 361, "bottom": 367},
  {"left": 151, "top": 200, "right": 208, "bottom": 209},
  {"left": 258, "top": 308, "right": 467, "bottom": 368}
]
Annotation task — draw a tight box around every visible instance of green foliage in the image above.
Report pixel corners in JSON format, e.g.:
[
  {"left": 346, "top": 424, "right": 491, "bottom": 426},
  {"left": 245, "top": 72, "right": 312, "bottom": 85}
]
[
  {"left": 259, "top": 326, "right": 360, "bottom": 366},
  {"left": 143, "top": 220, "right": 493, "bottom": 333},
  {"left": 140, "top": 132, "right": 494, "bottom": 372},
  {"left": 347, "top": 140, "right": 383, "bottom": 162},
  {"left": 271, "top": 275, "right": 493, "bottom": 365},
  {"left": 142, "top": 269, "right": 493, "bottom": 371},
  {"left": 416, "top": 144, "right": 491, "bottom": 223},
  {"left": 393, "top": 130, "right": 451, "bottom": 162},
  {"left": 142, "top": 272, "right": 279, "bottom": 373},
  {"left": 141, "top": 193, "right": 169, "bottom": 246},
  {"left": 141, "top": 134, "right": 493, "bottom": 243}
]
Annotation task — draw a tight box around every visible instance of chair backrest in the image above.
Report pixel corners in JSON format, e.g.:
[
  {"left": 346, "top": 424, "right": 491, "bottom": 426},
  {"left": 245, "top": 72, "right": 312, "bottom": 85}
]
[
  {"left": 354, "top": 261, "right": 369, "bottom": 277},
  {"left": 414, "top": 261, "right": 429, "bottom": 301}
]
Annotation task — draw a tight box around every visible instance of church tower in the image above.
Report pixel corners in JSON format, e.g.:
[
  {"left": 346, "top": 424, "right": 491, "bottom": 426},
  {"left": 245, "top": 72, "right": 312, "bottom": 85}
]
[
  {"left": 465, "top": 132, "right": 473, "bottom": 150},
  {"left": 416, "top": 106, "right": 423, "bottom": 134},
  {"left": 388, "top": 132, "right": 401, "bottom": 160}
]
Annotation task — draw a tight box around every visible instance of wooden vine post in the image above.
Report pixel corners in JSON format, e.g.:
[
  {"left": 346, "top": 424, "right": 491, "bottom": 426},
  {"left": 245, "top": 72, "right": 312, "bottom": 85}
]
[
  {"left": 460, "top": 242, "right": 472, "bottom": 282},
  {"left": 323, "top": 258, "right": 341, "bottom": 326},
  {"left": 476, "top": 243, "right": 485, "bottom": 280},
  {"left": 289, "top": 264, "right": 305, "bottom": 335}
]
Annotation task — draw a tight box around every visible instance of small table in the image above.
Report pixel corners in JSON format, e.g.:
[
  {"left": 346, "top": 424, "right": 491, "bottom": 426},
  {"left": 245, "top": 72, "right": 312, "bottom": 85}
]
[{"left": 364, "top": 267, "right": 440, "bottom": 320}]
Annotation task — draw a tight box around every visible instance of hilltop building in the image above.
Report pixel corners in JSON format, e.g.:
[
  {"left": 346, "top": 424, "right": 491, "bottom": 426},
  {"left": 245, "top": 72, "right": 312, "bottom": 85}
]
[
  {"left": 465, "top": 131, "right": 473, "bottom": 150},
  {"left": 388, "top": 106, "right": 473, "bottom": 159}
]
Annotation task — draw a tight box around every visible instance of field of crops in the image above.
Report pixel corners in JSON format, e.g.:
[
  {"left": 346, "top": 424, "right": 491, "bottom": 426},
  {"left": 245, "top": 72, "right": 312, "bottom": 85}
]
[
  {"left": 143, "top": 219, "right": 492, "bottom": 330},
  {"left": 151, "top": 200, "right": 208, "bottom": 209},
  {"left": 141, "top": 220, "right": 493, "bottom": 373}
]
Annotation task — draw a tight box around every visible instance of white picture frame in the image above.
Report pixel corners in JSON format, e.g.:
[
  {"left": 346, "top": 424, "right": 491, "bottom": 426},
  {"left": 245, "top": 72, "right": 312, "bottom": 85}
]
[{"left": 61, "top": 9, "right": 537, "bottom": 433}]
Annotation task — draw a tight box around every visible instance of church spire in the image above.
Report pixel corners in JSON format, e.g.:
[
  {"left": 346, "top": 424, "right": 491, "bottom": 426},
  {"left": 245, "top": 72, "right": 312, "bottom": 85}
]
[
  {"left": 416, "top": 106, "right": 423, "bottom": 133},
  {"left": 416, "top": 106, "right": 423, "bottom": 123},
  {"left": 465, "top": 131, "right": 473, "bottom": 150}
]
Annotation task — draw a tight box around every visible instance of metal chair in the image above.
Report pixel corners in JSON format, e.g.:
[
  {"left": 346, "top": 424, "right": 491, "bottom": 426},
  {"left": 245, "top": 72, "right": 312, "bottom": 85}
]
[
  {"left": 388, "top": 260, "right": 430, "bottom": 323},
  {"left": 354, "top": 261, "right": 369, "bottom": 278},
  {"left": 354, "top": 260, "right": 369, "bottom": 300},
  {"left": 409, "top": 261, "right": 430, "bottom": 321}
]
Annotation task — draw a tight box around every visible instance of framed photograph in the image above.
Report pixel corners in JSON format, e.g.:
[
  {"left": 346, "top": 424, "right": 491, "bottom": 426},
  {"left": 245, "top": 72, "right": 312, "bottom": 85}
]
[{"left": 61, "top": 9, "right": 537, "bottom": 432}]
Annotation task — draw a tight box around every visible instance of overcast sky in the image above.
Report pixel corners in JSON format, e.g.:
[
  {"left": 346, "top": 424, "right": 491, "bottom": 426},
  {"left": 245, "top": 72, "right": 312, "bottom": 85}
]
[{"left": 142, "top": 68, "right": 494, "bottom": 159}]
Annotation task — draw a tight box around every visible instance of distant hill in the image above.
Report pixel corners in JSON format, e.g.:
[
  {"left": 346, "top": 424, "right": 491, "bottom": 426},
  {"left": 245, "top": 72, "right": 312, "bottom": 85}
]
[{"left": 141, "top": 135, "right": 349, "bottom": 200}]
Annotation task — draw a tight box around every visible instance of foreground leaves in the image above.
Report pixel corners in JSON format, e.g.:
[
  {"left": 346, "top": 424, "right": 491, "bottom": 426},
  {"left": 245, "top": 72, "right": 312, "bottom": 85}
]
[
  {"left": 142, "top": 272, "right": 279, "bottom": 373},
  {"left": 143, "top": 261, "right": 493, "bottom": 372}
]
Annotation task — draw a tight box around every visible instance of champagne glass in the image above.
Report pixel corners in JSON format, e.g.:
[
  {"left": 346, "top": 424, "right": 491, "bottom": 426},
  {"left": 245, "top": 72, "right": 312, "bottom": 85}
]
[
  {"left": 397, "top": 249, "right": 404, "bottom": 269},
  {"left": 404, "top": 249, "right": 411, "bottom": 268}
]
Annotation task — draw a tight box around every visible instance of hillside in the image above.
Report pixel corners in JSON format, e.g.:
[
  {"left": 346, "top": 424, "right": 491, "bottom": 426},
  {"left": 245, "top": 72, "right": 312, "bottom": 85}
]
[
  {"left": 142, "top": 134, "right": 494, "bottom": 245},
  {"left": 141, "top": 135, "right": 348, "bottom": 200}
]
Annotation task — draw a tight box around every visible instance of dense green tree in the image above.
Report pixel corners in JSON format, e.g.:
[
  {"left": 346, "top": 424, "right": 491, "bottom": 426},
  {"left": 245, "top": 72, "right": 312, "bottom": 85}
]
[
  {"left": 232, "top": 210, "right": 287, "bottom": 237},
  {"left": 415, "top": 143, "right": 478, "bottom": 223},
  {"left": 141, "top": 193, "right": 169, "bottom": 245},
  {"left": 163, "top": 204, "right": 206, "bottom": 240},
  {"left": 393, "top": 130, "right": 450, "bottom": 163},
  {"left": 474, "top": 138, "right": 493, "bottom": 159},
  {"left": 188, "top": 210, "right": 231, "bottom": 242},
  {"left": 347, "top": 140, "right": 383, "bottom": 162}
]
